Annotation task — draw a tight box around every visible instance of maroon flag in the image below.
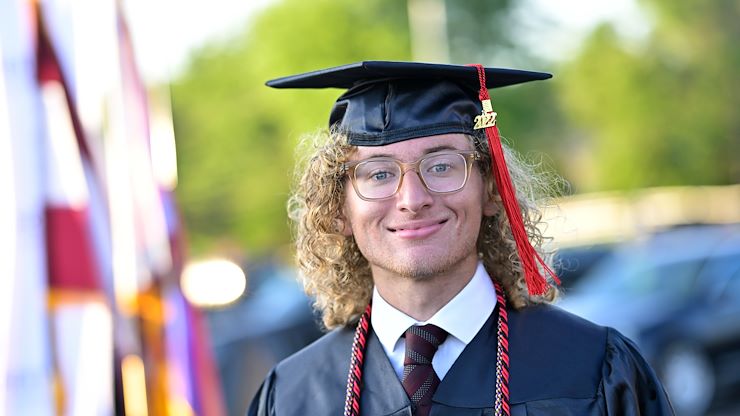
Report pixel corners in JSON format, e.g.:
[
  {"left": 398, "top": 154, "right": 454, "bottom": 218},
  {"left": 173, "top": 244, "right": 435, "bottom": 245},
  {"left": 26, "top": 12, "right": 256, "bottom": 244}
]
[
  {"left": 2, "top": 1, "right": 227, "bottom": 414},
  {"left": 37, "top": 5, "right": 114, "bottom": 414}
]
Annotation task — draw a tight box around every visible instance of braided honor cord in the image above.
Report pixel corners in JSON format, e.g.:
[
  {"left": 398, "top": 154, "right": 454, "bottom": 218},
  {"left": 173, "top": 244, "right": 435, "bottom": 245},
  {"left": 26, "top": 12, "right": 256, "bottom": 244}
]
[
  {"left": 493, "top": 281, "right": 511, "bottom": 416},
  {"left": 342, "top": 283, "right": 511, "bottom": 415},
  {"left": 343, "top": 304, "right": 372, "bottom": 416}
]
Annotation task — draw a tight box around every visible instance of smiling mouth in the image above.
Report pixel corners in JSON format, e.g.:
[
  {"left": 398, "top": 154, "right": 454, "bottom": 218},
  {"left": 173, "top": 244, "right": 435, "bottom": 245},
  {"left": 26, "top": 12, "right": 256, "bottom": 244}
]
[{"left": 388, "top": 219, "right": 448, "bottom": 234}]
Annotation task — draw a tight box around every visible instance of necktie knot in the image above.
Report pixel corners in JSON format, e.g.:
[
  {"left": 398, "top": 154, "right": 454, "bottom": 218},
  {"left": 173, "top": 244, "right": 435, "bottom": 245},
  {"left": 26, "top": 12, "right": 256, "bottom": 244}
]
[
  {"left": 402, "top": 324, "right": 448, "bottom": 415},
  {"left": 403, "top": 324, "right": 448, "bottom": 365}
]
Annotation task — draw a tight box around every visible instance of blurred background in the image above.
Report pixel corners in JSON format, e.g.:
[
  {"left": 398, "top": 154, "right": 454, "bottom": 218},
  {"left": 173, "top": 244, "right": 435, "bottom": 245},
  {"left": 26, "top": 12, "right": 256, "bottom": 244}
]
[{"left": 2, "top": 0, "right": 739, "bottom": 415}]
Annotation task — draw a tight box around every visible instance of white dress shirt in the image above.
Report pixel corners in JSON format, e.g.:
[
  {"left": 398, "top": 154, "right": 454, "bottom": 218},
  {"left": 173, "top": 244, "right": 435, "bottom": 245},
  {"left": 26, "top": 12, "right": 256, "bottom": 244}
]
[{"left": 371, "top": 261, "right": 497, "bottom": 380}]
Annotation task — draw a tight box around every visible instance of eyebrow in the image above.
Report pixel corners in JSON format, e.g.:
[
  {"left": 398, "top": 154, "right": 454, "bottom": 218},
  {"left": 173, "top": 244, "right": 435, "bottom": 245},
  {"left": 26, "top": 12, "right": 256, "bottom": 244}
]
[
  {"left": 424, "top": 145, "right": 458, "bottom": 154},
  {"left": 361, "top": 145, "right": 462, "bottom": 159}
]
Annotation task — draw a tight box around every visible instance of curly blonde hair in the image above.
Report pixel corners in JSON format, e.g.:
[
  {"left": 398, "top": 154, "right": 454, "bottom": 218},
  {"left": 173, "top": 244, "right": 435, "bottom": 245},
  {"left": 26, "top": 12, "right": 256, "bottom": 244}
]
[{"left": 288, "top": 129, "right": 559, "bottom": 329}]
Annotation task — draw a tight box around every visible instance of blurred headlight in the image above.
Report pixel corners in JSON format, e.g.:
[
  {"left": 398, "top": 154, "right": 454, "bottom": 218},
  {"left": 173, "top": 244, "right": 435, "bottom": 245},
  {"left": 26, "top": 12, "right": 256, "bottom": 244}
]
[{"left": 181, "top": 259, "right": 246, "bottom": 308}]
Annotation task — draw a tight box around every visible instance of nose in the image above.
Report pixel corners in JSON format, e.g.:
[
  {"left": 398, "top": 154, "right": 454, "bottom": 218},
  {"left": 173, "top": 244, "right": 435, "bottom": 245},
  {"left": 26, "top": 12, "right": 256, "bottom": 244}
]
[{"left": 395, "top": 170, "right": 433, "bottom": 213}]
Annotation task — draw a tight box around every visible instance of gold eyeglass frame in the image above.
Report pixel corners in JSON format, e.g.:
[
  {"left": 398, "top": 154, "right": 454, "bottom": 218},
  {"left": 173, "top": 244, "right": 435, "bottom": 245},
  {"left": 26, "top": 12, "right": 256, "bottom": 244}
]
[{"left": 342, "top": 150, "right": 481, "bottom": 201}]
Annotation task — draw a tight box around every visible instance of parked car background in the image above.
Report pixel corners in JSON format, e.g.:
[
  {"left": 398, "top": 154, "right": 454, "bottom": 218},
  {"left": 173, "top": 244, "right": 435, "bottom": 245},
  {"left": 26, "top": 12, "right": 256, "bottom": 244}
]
[
  {"left": 558, "top": 224, "right": 740, "bottom": 416},
  {"left": 553, "top": 242, "right": 615, "bottom": 289}
]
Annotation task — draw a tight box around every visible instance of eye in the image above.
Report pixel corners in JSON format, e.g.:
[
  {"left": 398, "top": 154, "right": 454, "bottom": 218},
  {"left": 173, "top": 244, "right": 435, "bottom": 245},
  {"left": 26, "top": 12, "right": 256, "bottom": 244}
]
[
  {"left": 422, "top": 153, "right": 463, "bottom": 177},
  {"left": 429, "top": 163, "right": 452, "bottom": 173},
  {"left": 368, "top": 170, "right": 395, "bottom": 182},
  {"left": 355, "top": 160, "right": 398, "bottom": 184}
]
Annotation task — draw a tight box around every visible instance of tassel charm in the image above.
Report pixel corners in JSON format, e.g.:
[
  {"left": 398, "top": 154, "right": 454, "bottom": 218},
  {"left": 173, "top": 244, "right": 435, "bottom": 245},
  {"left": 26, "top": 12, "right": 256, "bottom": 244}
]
[{"left": 473, "top": 99, "right": 497, "bottom": 130}]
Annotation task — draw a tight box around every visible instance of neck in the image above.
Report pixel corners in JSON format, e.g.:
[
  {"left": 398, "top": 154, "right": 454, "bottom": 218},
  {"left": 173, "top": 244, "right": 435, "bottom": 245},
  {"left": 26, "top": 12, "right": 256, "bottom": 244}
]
[{"left": 372, "top": 256, "right": 479, "bottom": 321}]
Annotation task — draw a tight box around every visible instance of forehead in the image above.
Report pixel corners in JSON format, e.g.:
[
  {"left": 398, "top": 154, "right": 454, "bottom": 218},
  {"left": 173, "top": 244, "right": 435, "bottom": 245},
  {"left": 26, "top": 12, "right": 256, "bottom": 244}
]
[{"left": 350, "top": 133, "right": 474, "bottom": 161}]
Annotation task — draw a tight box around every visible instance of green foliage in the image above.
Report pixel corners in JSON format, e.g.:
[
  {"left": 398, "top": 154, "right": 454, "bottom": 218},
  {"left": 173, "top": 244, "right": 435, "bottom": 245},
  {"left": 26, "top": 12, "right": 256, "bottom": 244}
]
[
  {"left": 173, "top": 0, "right": 740, "bottom": 255},
  {"left": 445, "top": 0, "right": 515, "bottom": 64},
  {"left": 558, "top": 1, "right": 740, "bottom": 191},
  {"left": 171, "top": 0, "right": 411, "bottom": 256}
]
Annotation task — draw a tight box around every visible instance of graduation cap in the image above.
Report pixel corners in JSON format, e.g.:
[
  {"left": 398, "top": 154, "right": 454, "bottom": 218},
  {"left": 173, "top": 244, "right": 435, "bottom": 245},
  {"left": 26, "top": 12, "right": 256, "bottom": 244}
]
[
  {"left": 267, "top": 61, "right": 558, "bottom": 295},
  {"left": 266, "top": 61, "right": 551, "bottom": 146}
]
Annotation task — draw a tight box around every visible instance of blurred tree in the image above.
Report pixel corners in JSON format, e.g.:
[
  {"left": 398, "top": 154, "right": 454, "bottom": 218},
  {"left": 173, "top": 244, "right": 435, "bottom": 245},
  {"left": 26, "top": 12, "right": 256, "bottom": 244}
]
[
  {"left": 446, "top": 0, "right": 516, "bottom": 65},
  {"left": 171, "top": 0, "right": 411, "bottom": 256},
  {"left": 558, "top": 0, "right": 740, "bottom": 191}
]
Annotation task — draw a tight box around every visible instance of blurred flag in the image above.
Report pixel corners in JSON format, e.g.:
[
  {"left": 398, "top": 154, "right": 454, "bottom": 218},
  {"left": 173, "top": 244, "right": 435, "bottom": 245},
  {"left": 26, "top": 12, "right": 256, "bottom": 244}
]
[
  {"left": 0, "top": 41, "right": 11, "bottom": 414},
  {"left": 185, "top": 298, "right": 228, "bottom": 416},
  {"left": 114, "top": 10, "right": 180, "bottom": 415},
  {"left": 161, "top": 190, "right": 226, "bottom": 416},
  {"left": 117, "top": 11, "right": 225, "bottom": 414},
  {"left": 0, "top": 1, "right": 55, "bottom": 414},
  {"left": 36, "top": 5, "right": 114, "bottom": 414},
  {"left": 2, "top": 1, "right": 226, "bottom": 414}
]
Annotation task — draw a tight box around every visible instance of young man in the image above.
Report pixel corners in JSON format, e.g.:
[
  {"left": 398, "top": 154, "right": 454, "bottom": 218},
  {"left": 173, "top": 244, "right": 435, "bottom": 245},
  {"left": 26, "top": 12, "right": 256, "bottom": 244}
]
[{"left": 249, "top": 62, "right": 674, "bottom": 415}]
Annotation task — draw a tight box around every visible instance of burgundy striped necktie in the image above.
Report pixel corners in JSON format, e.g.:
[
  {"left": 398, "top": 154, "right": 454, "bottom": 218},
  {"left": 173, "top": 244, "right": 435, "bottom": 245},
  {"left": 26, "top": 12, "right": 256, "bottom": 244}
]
[{"left": 401, "top": 324, "right": 448, "bottom": 416}]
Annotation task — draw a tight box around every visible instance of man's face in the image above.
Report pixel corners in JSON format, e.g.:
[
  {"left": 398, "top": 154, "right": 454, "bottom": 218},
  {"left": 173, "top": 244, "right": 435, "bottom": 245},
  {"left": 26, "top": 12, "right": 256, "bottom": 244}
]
[{"left": 341, "top": 134, "right": 497, "bottom": 281}]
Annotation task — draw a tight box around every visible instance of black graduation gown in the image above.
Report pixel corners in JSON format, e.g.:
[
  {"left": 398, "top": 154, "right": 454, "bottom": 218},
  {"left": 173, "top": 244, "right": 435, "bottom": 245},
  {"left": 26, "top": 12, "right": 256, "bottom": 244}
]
[{"left": 248, "top": 303, "right": 674, "bottom": 415}]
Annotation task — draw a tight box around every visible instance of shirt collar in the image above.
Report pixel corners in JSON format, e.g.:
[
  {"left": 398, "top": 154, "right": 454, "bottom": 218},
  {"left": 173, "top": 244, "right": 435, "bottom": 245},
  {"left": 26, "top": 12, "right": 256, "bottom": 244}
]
[{"left": 371, "top": 262, "right": 497, "bottom": 353}]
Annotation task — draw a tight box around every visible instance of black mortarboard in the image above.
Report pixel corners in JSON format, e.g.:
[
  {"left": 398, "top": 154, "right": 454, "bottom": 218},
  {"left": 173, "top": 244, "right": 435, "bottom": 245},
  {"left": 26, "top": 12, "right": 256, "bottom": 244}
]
[
  {"left": 266, "top": 61, "right": 551, "bottom": 146},
  {"left": 267, "top": 61, "right": 559, "bottom": 296}
]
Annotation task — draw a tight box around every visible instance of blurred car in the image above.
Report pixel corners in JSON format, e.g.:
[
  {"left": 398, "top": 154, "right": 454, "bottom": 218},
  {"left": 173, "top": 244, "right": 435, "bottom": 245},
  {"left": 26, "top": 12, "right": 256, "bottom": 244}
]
[
  {"left": 553, "top": 242, "right": 615, "bottom": 289},
  {"left": 558, "top": 224, "right": 740, "bottom": 416}
]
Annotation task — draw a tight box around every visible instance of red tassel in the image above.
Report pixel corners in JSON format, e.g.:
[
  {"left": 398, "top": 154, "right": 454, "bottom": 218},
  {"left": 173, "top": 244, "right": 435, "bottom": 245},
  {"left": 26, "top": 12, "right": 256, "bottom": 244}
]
[{"left": 468, "top": 64, "right": 560, "bottom": 296}]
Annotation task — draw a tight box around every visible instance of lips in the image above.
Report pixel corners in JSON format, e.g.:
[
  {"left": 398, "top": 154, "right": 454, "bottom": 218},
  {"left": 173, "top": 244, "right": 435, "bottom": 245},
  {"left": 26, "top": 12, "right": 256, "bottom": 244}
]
[{"left": 388, "top": 219, "right": 448, "bottom": 239}]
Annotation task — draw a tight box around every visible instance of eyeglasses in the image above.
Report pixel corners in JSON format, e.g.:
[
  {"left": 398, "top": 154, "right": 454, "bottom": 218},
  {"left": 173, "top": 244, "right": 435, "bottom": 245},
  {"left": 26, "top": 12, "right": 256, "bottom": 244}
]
[{"left": 342, "top": 150, "right": 480, "bottom": 201}]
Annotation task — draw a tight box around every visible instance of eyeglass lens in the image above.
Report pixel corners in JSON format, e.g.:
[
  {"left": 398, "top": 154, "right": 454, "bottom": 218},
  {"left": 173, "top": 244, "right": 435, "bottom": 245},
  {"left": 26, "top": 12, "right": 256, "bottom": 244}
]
[{"left": 353, "top": 153, "right": 468, "bottom": 199}]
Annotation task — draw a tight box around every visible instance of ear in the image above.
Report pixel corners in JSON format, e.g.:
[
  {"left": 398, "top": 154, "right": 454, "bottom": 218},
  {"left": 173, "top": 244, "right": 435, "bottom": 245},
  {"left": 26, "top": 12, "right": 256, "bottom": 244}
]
[
  {"left": 336, "top": 209, "right": 354, "bottom": 237},
  {"left": 482, "top": 193, "right": 501, "bottom": 217}
]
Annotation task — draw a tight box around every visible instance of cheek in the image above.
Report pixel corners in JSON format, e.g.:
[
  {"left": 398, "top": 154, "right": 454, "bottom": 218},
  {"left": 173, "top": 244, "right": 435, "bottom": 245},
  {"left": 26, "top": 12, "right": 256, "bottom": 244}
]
[{"left": 341, "top": 193, "right": 382, "bottom": 237}]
